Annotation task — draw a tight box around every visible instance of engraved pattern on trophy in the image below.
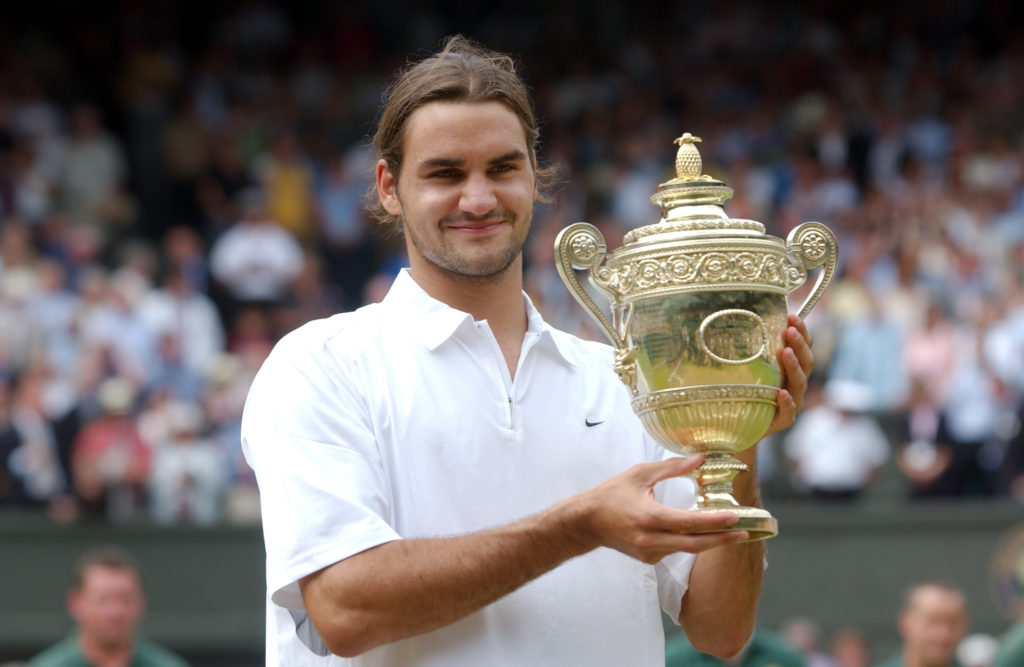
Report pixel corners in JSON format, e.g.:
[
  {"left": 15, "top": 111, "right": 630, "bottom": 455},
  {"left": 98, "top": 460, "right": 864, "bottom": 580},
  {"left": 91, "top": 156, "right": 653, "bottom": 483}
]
[
  {"left": 609, "top": 240, "right": 798, "bottom": 298},
  {"left": 553, "top": 132, "right": 839, "bottom": 540}
]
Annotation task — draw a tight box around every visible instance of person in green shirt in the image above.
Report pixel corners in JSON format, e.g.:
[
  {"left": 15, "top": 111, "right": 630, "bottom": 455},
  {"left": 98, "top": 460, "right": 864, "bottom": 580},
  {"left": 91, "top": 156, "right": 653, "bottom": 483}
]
[
  {"left": 26, "top": 546, "right": 188, "bottom": 667},
  {"left": 665, "top": 627, "right": 807, "bottom": 666},
  {"left": 993, "top": 618, "right": 1024, "bottom": 667},
  {"left": 873, "top": 581, "right": 967, "bottom": 667}
]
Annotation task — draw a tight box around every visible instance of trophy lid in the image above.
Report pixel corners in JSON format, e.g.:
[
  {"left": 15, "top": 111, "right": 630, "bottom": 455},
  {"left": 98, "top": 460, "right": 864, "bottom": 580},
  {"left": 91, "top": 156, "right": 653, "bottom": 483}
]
[{"left": 625, "top": 133, "right": 766, "bottom": 244}]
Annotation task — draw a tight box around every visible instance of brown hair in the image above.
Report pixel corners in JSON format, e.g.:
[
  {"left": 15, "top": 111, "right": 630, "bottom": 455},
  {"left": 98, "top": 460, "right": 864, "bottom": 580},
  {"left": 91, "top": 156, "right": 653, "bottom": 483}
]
[
  {"left": 70, "top": 546, "right": 141, "bottom": 590},
  {"left": 368, "top": 35, "right": 559, "bottom": 228}
]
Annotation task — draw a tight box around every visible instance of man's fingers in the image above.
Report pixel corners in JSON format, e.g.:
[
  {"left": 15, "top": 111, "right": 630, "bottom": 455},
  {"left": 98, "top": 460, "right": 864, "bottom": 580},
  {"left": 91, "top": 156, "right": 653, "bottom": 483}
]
[
  {"left": 636, "top": 455, "right": 704, "bottom": 486},
  {"left": 788, "top": 314, "right": 813, "bottom": 348},
  {"left": 636, "top": 526, "right": 749, "bottom": 560},
  {"left": 786, "top": 324, "right": 815, "bottom": 377},
  {"left": 781, "top": 348, "right": 807, "bottom": 410}
]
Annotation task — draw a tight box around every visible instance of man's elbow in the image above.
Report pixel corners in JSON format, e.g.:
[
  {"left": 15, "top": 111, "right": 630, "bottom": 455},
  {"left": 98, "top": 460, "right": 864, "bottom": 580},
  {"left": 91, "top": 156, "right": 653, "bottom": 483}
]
[{"left": 316, "top": 612, "right": 380, "bottom": 658}]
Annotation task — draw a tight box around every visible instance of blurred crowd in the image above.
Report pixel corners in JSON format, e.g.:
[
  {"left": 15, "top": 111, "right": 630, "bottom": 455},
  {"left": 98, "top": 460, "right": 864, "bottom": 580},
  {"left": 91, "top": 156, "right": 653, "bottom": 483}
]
[{"left": 1, "top": 1, "right": 1023, "bottom": 525}]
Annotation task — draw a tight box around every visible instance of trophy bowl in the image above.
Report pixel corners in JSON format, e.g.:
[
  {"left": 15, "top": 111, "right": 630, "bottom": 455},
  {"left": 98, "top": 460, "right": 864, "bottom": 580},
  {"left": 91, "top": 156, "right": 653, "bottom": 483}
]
[{"left": 554, "top": 133, "right": 838, "bottom": 540}]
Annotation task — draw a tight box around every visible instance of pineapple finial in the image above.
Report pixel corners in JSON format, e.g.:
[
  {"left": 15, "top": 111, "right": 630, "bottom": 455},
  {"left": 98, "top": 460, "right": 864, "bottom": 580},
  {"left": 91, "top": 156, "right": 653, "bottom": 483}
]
[{"left": 673, "top": 133, "right": 703, "bottom": 181}]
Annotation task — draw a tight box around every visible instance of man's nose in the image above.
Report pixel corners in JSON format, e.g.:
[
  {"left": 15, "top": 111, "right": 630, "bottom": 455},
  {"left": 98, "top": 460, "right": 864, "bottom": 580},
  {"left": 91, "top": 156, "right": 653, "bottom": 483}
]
[{"left": 459, "top": 172, "right": 498, "bottom": 215}]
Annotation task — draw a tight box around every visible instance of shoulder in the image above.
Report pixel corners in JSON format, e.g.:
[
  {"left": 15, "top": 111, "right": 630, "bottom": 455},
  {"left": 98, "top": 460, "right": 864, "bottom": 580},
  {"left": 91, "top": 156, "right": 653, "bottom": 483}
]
[
  {"left": 243, "top": 307, "right": 388, "bottom": 419},
  {"left": 261, "top": 306, "right": 386, "bottom": 374},
  {"left": 135, "top": 638, "right": 190, "bottom": 667},
  {"left": 25, "top": 636, "right": 83, "bottom": 667}
]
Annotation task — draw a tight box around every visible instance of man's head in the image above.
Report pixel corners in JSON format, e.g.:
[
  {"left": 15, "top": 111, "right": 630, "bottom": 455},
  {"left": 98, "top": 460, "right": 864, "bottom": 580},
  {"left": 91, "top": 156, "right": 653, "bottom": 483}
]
[
  {"left": 897, "top": 581, "right": 968, "bottom": 667},
  {"left": 67, "top": 547, "right": 146, "bottom": 652},
  {"left": 369, "top": 35, "right": 556, "bottom": 230}
]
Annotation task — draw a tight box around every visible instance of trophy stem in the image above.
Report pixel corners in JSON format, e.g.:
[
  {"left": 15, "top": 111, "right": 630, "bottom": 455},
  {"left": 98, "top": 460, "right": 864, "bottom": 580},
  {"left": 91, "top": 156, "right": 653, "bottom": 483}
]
[{"left": 691, "top": 453, "right": 778, "bottom": 540}]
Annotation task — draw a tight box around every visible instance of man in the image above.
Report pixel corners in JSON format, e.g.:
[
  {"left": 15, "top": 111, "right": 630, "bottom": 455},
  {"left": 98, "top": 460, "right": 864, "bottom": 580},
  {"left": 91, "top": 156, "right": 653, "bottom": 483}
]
[
  {"left": 241, "top": 35, "right": 814, "bottom": 666},
  {"left": 27, "top": 546, "right": 188, "bottom": 667},
  {"left": 874, "top": 581, "right": 969, "bottom": 667}
]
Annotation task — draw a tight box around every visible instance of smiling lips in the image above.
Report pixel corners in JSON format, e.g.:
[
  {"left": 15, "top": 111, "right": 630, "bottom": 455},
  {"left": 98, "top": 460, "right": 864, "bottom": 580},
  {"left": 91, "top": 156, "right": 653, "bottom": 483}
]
[{"left": 445, "top": 213, "right": 514, "bottom": 235}]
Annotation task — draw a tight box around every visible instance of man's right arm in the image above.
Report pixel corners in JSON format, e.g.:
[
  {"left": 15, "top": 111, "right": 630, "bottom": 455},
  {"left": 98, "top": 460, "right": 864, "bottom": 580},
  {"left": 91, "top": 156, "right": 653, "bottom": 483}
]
[{"left": 300, "top": 455, "right": 747, "bottom": 658}]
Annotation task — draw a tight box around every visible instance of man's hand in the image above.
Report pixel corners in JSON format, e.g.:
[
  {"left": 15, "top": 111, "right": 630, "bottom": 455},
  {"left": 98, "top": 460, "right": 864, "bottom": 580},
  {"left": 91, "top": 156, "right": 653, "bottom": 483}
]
[
  {"left": 765, "top": 314, "right": 814, "bottom": 436},
  {"left": 567, "top": 454, "right": 748, "bottom": 564}
]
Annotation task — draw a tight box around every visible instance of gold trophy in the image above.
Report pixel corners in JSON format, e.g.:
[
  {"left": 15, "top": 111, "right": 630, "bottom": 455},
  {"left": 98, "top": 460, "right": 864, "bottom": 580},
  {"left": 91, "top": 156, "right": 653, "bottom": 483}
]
[{"left": 554, "top": 133, "right": 837, "bottom": 540}]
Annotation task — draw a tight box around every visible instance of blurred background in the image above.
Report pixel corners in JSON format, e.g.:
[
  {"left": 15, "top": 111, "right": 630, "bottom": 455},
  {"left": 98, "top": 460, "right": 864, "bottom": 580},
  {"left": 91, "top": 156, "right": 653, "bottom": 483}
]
[{"left": 1, "top": 0, "right": 1023, "bottom": 665}]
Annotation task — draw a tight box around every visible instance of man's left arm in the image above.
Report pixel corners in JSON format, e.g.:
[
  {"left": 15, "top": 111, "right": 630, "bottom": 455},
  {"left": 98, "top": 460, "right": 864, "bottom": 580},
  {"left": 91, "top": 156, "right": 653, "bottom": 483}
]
[{"left": 677, "top": 315, "right": 814, "bottom": 657}]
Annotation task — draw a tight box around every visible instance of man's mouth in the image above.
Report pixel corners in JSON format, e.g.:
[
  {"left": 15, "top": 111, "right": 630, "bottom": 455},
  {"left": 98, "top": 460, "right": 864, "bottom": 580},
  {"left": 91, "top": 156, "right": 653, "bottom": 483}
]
[{"left": 445, "top": 213, "right": 514, "bottom": 234}]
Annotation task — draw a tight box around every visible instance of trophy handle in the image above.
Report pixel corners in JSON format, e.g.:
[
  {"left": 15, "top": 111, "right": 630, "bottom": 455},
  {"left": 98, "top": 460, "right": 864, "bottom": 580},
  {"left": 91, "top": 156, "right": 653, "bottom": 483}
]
[
  {"left": 554, "top": 222, "right": 624, "bottom": 349},
  {"left": 786, "top": 222, "right": 839, "bottom": 319},
  {"left": 698, "top": 309, "right": 769, "bottom": 365}
]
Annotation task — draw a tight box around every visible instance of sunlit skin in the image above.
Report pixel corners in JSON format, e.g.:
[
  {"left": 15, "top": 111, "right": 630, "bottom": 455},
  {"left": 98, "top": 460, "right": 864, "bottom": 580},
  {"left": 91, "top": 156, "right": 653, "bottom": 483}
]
[
  {"left": 67, "top": 565, "right": 145, "bottom": 666},
  {"left": 898, "top": 584, "right": 968, "bottom": 667},
  {"left": 377, "top": 100, "right": 536, "bottom": 299}
]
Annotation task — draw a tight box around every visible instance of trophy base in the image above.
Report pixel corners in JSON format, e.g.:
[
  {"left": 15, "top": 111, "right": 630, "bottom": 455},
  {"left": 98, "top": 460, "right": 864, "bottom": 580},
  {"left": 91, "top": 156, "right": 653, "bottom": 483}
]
[{"left": 691, "top": 506, "right": 778, "bottom": 542}]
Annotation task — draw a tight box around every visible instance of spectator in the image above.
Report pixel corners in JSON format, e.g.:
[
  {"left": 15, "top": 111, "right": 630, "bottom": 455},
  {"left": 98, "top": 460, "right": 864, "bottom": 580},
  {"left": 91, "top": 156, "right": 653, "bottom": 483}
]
[
  {"left": 77, "top": 269, "right": 159, "bottom": 388},
  {"left": 315, "top": 149, "right": 378, "bottom": 311},
  {"left": 781, "top": 617, "right": 838, "bottom": 667},
  {"left": 831, "top": 627, "right": 871, "bottom": 667},
  {"left": 256, "top": 130, "right": 317, "bottom": 244},
  {"left": 136, "top": 265, "right": 225, "bottom": 388},
  {"left": 784, "top": 380, "right": 891, "bottom": 500},
  {"left": 874, "top": 581, "right": 968, "bottom": 667},
  {"left": 828, "top": 289, "right": 909, "bottom": 413},
  {"left": 895, "top": 379, "right": 954, "bottom": 498},
  {"left": 69, "top": 377, "right": 150, "bottom": 522},
  {"left": 149, "top": 401, "right": 228, "bottom": 525},
  {"left": 56, "top": 104, "right": 132, "bottom": 234},
  {"left": 6, "top": 364, "right": 76, "bottom": 517},
  {"left": 208, "top": 187, "right": 304, "bottom": 324},
  {"left": 26, "top": 546, "right": 187, "bottom": 667}
]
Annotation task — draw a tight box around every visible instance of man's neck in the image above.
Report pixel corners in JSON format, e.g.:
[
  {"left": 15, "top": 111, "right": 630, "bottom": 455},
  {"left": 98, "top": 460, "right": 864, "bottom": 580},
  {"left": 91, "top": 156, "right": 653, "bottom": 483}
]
[
  {"left": 78, "top": 634, "right": 134, "bottom": 667},
  {"left": 903, "top": 648, "right": 954, "bottom": 667}
]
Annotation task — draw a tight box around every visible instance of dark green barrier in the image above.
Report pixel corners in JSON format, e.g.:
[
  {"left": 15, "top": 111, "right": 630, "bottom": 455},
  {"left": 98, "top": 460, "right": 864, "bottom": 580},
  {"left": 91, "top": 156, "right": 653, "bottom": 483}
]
[{"left": 3, "top": 501, "right": 1022, "bottom": 664}]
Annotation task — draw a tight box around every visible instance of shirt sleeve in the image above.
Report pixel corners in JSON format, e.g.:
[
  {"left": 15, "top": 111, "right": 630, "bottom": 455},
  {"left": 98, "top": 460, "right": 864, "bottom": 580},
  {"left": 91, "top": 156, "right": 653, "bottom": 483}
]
[{"left": 241, "top": 325, "right": 400, "bottom": 610}]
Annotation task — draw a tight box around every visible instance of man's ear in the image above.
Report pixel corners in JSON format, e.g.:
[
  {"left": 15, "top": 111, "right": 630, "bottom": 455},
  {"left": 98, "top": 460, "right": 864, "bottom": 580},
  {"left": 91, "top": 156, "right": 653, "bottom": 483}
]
[{"left": 376, "top": 159, "right": 402, "bottom": 217}]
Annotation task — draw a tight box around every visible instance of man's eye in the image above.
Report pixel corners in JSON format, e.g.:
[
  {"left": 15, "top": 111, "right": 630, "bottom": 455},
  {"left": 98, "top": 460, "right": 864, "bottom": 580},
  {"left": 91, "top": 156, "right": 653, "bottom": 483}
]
[
  {"left": 430, "top": 170, "right": 460, "bottom": 179},
  {"left": 491, "top": 163, "right": 516, "bottom": 174}
]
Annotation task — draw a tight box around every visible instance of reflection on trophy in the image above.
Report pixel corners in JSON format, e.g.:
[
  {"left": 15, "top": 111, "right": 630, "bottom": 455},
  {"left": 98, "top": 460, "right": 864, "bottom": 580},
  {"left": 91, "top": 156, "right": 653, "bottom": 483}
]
[{"left": 554, "top": 133, "right": 838, "bottom": 540}]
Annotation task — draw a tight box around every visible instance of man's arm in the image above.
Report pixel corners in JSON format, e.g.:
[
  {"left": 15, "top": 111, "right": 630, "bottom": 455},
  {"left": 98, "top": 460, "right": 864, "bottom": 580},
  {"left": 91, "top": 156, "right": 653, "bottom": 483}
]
[
  {"left": 300, "top": 455, "right": 747, "bottom": 658},
  {"left": 678, "top": 315, "right": 815, "bottom": 657}
]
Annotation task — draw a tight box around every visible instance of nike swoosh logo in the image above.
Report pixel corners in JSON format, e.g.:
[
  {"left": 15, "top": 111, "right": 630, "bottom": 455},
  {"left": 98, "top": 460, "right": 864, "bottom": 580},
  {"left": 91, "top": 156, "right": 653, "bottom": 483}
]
[{"left": 585, "top": 419, "right": 605, "bottom": 427}]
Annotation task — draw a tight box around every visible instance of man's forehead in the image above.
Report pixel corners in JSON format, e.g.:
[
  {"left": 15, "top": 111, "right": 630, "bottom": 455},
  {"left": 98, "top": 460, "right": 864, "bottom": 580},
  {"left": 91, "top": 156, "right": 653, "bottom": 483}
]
[
  {"left": 909, "top": 586, "right": 965, "bottom": 610},
  {"left": 402, "top": 100, "right": 530, "bottom": 155},
  {"left": 82, "top": 565, "right": 141, "bottom": 586}
]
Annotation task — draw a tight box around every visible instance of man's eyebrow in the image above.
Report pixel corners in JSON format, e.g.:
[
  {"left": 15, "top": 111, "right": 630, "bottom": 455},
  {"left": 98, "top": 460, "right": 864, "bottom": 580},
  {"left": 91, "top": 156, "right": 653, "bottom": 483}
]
[
  {"left": 418, "top": 157, "right": 464, "bottom": 170},
  {"left": 489, "top": 150, "right": 528, "bottom": 165},
  {"left": 417, "top": 151, "right": 528, "bottom": 171}
]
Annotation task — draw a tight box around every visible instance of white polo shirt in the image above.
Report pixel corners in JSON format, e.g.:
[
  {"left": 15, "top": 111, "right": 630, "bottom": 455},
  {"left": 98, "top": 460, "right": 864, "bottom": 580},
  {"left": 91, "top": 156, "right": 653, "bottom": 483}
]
[{"left": 242, "top": 269, "right": 697, "bottom": 667}]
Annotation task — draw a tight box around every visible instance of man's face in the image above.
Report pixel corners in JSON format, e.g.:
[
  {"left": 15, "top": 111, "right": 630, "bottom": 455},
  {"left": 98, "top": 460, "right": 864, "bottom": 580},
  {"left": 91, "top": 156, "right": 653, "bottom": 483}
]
[
  {"left": 377, "top": 100, "right": 536, "bottom": 283},
  {"left": 68, "top": 566, "right": 145, "bottom": 650},
  {"left": 899, "top": 586, "right": 968, "bottom": 667}
]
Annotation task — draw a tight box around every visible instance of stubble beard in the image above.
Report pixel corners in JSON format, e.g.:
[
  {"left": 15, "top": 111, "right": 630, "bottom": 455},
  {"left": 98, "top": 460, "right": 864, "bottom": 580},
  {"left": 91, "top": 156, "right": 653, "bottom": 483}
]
[{"left": 402, "top": 211, "right": 530, "bottom": 284}]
